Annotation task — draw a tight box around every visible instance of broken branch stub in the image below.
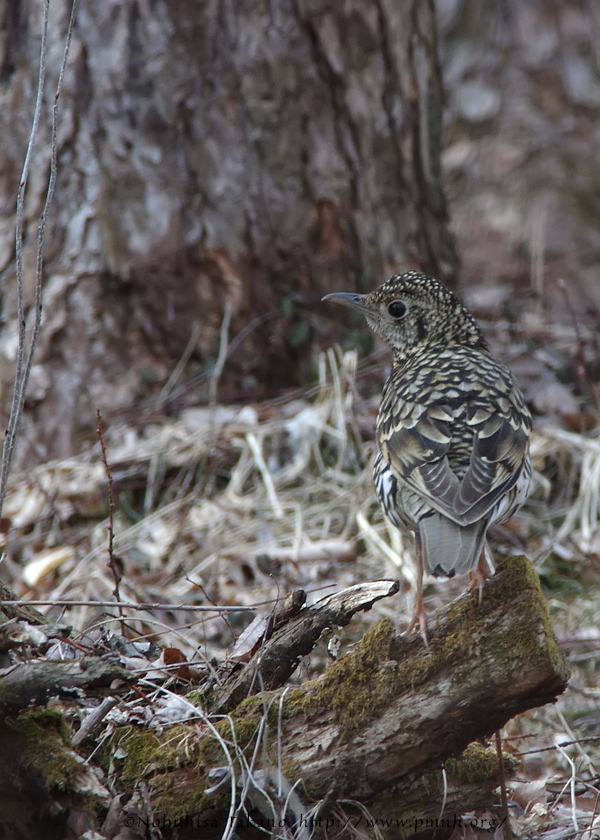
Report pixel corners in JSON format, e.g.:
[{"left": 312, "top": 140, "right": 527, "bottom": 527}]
[{"left": 215, "top": 579, "right": 400, "bottom": 712}]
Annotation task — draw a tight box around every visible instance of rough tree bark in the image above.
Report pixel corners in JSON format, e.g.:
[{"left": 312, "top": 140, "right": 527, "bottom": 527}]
[{"left": 0, "top": 0, "right": 457, "bottom": 464}]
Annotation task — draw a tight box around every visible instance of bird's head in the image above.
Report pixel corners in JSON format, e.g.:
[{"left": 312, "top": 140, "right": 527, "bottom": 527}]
[{"left": 323, "top": 271, "right": 486, "bottom": 362}]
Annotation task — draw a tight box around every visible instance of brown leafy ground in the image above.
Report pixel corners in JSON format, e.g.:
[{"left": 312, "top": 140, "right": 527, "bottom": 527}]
[{"left": 1, "top": 294, "right": 600, "bottom": 838}]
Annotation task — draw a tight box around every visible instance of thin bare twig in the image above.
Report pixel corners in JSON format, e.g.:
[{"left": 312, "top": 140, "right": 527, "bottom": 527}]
[
  {"left": 96, "top": 409, "right": 124, "bottom": 630},
  {"left": 209, "top": 299, "right": 233, "bottom": 407},
  {"left": 0, "top": 0, "right": 50, "bottom": 514},
  {"left": 72, "top": 697, "right": 118, "bottom": 747},
  {"left": 0, "top": 600, "right": 282, "bottom": 612},
  {"left": 495, "top": 730, "right": 512, "bottom": 839},
  {"left": 555, "top": 707, "right": 597, "bottom": 775},
  {"left": 556, "top": 277, "right": 600, "bottom": 416},
  {"left": 554, "top": 738, "right": 580, "bottom": 835},
  {"left": 0, "top": 0, "right": 79, "bottom": 517},
  {"left": 513, "top": 736, "right": 600, "bottom": 757},
  {"left": 155, "top": 321, "right": 201, "bottom": 410}
]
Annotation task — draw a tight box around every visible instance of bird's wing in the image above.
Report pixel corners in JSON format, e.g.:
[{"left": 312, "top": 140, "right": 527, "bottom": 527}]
[
  {"left": 454, "top": 409, "right": 530, "bottom": 521},
  {"left": 378, "top": 406, "right": 458, "bottom": 512},
  {"left": 378, "top": 398, "right": 530, "bottom": 527}
]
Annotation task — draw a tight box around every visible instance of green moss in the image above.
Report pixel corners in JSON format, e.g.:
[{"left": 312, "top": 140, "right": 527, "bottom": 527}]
[
  {"left": 19, "top": 707, "right": 72, "bottom": 745},
  {"left": 445, "top": 743, "right": 500, "bottom": 785},
  {"left": 484, "top": 556, "right": 567, "bottom": 675},
  {"left": 372, "top": 744, "right": 509, "bottom": 839},
  {"left": 425, "top": 555, "right": 569, "bottom": 687},
  {"left": 0, "top": 708, "right": 81, "bottom": 793},
  {"left": 107, "top": 725, "right": 217, "bottom": 818},
  {"left": 185, "top": 689, "right": 206, "bottom": 707},
  {"left": 149, "top": 765, "right": 223, "bottom": 819},
  {"left": 16, "top": 709, "right": 78, "bottom": 788},
  {"left": 104, "top": 696, "right": 280, "bottom": 821},
  {"left": 284, "top": 619, "right": 403, "bottom": 734},
  {"left": 114, "top": 729, "right": 163, "bottom": 788}
]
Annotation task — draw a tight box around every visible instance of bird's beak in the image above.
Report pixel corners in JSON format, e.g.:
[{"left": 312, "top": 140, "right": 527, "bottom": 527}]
[{"left": 321, "top": 292, "right": 373, "bottom": 314}]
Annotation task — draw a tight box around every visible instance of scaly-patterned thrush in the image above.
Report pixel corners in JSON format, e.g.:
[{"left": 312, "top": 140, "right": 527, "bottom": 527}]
[{"left": 323, "top": 271, "right": 532, "bottom": 639}]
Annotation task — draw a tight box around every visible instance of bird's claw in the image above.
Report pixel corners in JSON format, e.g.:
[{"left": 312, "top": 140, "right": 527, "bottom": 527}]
[{"left": 403, "top": 606, "right": 429, "bottom": 648}]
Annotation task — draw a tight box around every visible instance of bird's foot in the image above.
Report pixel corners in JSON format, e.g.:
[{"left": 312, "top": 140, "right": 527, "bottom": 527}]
[
  {"left": 403, "top": 605, "right": 429, "bottom": 648},
  {"left": 469, "top": 562, "right": 490, "bottom": 604}
]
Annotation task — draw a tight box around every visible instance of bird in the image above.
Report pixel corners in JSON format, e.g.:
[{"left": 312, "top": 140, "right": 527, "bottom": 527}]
[{"left": 323, "top": 271, "right": 532, "bottom": 640}]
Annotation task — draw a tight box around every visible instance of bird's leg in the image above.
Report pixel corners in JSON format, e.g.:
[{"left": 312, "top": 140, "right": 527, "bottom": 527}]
[
  {"left": 469, "top": 542, "right": 493, "bottom": 603},
  {"left": 404, "top": 536, "right": 428, "bottom": 646}
]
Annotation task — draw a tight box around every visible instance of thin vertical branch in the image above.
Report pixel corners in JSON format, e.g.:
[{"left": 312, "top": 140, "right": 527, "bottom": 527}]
[
  {"left": 0, "top": 0, "right": 51, "bottom": 512},
  {"left": 495, "top": 730, "right": 512, "bottom": 840},
  {"left": 554, "top": 738, "right": 580, "bottom": 835},
  {"left": 556, "top": 277, "right": 600, "bottom": 416},
  {"left": 155, "top": 321, "right": 201, "bottom": 409},
  {"left": 96, "top": 409, "right": 124, "bottom": 630},
  {"left": 406, "top": 0, "right": 458, "bottom": 288},
  {"left": 27, "top": 0, "right": 80, "bottom": 395},
  {"left": 209, "top": 299, "right": 233, "bottom": 407},
  {"left": 0, "top": 0, "right": 80, "bottom": 516}
]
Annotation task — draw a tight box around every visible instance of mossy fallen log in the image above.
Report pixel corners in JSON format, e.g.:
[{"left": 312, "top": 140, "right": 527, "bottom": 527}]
[
  {"left": 0, "top": 557, "right": 569, "bottom": 838},
  {"left": 276, "top": 555, "right": 568, "bottom": 803},
  {"left": 102, "top": 556, "right": 569, "bottom": 838}
]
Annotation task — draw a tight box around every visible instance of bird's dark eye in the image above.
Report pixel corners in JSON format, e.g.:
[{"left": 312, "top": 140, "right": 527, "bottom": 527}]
[{"left": 387, "top": 300, "right": 407, "bottom": 319}]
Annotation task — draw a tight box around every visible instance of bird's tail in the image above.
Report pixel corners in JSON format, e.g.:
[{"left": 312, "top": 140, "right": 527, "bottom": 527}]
[{"left": 419, "top": 512, "right": 488, "bottom": 577}]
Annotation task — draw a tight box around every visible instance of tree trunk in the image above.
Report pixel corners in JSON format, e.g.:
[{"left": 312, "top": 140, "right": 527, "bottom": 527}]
[{"left": 0, "top": 0, "right": 457, "bottom": 464}]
